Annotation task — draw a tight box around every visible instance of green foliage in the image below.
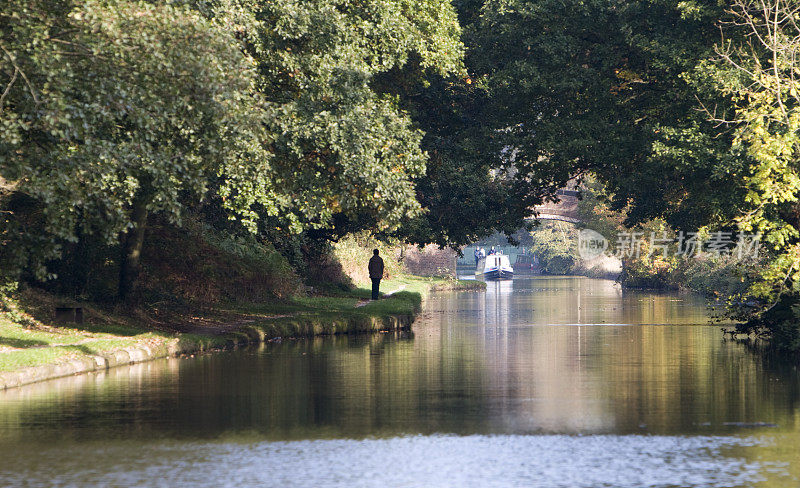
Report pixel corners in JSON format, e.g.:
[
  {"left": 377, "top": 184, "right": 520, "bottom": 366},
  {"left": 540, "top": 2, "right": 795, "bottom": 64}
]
[
  {"left": 525, "top": 223, "right": 578, "bottom": 275},
  {"left": 332, "top": 232, "right": 404, "bottom": 285},
  {"left": 391, "top": 73, "right": 545, "bottom": 247},
  {"left": 392, "top": 0, "right": 736, "bottom": 249},
  {"left": 697, "top": 0, "right": 800, "bottom": 314},
  {"left": 206, "top": 0, "right": 465, "bottom": 235},
  {"left": 5, "top": 0, "right": 800, "bottom": 355},
  {"left": 634, "top": 0, "right": 800, "bottom": 349},
  {"left": 0, "top": 0, "right": 466, "bottom": 298},
  {"left": 1, "top": 0, "right": 271, "bottom": 284},
  {"left": 140, "top": 220, "right": 303, "bottom": 302},
  {"left": 201, "top": 225, "right": 297, "bottom": 281}
]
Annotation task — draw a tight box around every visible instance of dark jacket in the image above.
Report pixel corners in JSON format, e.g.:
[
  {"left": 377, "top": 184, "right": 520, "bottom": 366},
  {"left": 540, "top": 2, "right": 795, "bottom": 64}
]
[{"left": 368, "top": 255, "right": 384, "bottom": 279}]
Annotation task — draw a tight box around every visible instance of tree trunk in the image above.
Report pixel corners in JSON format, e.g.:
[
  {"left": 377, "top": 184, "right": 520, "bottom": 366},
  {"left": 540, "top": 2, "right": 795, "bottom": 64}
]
[
  {"left": 118, "top": 191, "right": 149, "bottom": 303},
  {"left": 71, "top": 227, "right": 92, "bottom": 298}
]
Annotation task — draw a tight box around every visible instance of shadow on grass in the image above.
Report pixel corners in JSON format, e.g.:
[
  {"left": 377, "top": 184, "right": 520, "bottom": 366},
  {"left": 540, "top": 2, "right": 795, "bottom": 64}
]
[
  {"left": 0, "top": 337, "right": 51, "bottom": 348},
  {"left": 64, "top": 344, "right": 100, "bottom": 355},
  {"left": 49, "top": 317, "right": 154, "bottom": 337}
]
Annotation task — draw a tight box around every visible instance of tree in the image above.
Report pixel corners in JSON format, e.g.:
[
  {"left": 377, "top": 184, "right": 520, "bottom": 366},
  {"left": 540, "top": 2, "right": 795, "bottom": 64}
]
[
  {"left": 1, "top": 0, "right": 468, "bottom": 300},
  {"left": 392, "top": 0, "right": 618, "bottom": 248},
  {"left": 704, "top": 0, "right": 800, "bottom": 348},
  {"left": 389, "top": 74, "right": 546, "bottom": 248},
  {"left": 203, "top": 0, "right": 466, "bottom": 238},
  {"left": 390, "top": 0, "right": 738, "bottom": 250},
  {"left": 1, "top": 0, "right": 273, "bottom": 300}
]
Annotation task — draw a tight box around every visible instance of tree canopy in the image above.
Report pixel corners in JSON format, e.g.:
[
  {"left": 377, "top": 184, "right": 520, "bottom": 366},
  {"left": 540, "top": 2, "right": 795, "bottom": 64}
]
[
  {"left": 5, "top": 0, "right": 800, "bottom": 348},
  {"left": 205, "top": 0, "right": 465, "bottom": 236},
  {"left": 1, "top": 0, "right": 465, "bottom": 297},
  {"left": 1, "top": 0, "right": 270, "bottom": 288}
]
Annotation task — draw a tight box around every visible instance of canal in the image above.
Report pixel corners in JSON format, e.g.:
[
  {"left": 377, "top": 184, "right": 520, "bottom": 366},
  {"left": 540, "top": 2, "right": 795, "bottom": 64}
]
[{"left": 1, "top": 277, "right": 798, "bottom": 487}]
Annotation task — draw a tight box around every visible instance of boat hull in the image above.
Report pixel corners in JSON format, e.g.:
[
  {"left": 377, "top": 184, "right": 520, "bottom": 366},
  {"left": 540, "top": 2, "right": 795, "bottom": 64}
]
[{"left": 482, "top": 268, "right": 514, "bottom": 280}]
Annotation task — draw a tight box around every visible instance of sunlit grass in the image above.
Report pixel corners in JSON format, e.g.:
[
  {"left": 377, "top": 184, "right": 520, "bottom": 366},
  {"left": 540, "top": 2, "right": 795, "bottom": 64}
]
[
  {"left": 0, "top": 320, "right": 86, "bottom": 348},
  {"left": 0, "top": 348, "right": 77, "bottom": 372},
  {"left": 0, "top": 316, "right": 169, "bottom": 372}
]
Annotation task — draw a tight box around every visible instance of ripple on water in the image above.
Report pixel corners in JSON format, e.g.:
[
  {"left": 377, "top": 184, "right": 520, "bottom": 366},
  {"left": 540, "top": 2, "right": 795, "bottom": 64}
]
[{"left": 0, "top": 434, "right": 777, "bottom": 488}]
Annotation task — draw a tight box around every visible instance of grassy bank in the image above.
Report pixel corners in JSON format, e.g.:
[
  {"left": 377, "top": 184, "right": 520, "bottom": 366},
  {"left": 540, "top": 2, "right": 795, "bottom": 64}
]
[{"left": 0, "top": 275, "right": 483, "bottom": 389}]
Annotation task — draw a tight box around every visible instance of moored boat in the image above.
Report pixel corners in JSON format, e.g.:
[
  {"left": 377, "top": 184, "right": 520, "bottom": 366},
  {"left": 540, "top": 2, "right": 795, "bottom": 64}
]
[
  {"left": 476, "top": 253, "right": 514, "bottom": 280},
  {"left": 514, "top": 253, "right": 540, "bottom": 274}
]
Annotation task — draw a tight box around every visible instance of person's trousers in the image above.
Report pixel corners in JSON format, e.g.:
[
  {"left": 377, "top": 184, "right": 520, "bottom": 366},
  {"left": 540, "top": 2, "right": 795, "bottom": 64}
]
[{"left": 371, "top": 278, "right": 381, "bottom": 300}]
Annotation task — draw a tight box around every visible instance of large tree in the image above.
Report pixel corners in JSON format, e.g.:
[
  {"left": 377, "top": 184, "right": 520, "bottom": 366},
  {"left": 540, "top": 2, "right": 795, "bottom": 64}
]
[
  {"left": 390, "top": 0, "right": 738, "bottom": 248},
  {"left": 1, "top": 0, "right": 467, "bottom": 299},
  {"left": 700, "top": 0, "right": 800, "bottom": 349},
  {"left": 1, "top": 0, "right": 272, "bottom": 299},
  {"left": 203, "top": 0, "right": 466, "bottom": 237}
]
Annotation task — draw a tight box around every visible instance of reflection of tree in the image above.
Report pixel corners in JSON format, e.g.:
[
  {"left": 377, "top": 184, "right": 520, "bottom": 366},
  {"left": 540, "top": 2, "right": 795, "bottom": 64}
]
[{"left": 444, "top": 277, "right": 800, "bottom": 435}]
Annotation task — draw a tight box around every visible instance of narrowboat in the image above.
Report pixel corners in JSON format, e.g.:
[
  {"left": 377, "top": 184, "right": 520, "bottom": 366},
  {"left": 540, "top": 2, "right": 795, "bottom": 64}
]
[{"left": 476, "top": 253, "right": 514, "bottom": 280}]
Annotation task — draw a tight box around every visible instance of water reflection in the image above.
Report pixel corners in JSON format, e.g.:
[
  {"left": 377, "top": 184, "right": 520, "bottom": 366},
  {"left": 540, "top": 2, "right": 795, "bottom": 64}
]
[
  {"left": 0, "top": 277, "right": 799, "bottom": 487},
  {"left": 458, "top": 276, "right": 709, "bottom": 327}
]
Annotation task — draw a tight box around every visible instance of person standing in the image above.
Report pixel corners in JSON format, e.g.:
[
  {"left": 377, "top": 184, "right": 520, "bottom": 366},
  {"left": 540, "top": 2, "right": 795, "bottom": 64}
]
[
  {"left": 368, "top": 249, "right": 384, "bottom": 300},
  {"left": 474, "top": 248, "right": 481, "bottom": 267}
]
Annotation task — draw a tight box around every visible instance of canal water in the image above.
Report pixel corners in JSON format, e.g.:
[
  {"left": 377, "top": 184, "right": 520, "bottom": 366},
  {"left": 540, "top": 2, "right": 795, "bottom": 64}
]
[{"left": 1, "top": 277, "right": 798, "bottom": 487}]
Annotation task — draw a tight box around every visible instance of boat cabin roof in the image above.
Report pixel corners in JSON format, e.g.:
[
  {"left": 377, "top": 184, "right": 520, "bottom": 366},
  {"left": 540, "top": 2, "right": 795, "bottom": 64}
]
[{"left": 484, "top": 254, "right": 511, "bottom": 266}]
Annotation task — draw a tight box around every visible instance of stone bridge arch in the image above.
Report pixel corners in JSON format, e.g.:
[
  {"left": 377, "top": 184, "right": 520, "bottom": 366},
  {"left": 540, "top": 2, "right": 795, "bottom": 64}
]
[{"left": 529, "top": 189, "right": 582, "bottom": 225}]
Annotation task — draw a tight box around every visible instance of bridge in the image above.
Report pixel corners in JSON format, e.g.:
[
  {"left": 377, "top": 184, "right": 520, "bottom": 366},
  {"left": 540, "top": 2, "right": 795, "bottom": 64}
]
[{"left": 529, "top": 188, "right": 581, "bottom": 224}]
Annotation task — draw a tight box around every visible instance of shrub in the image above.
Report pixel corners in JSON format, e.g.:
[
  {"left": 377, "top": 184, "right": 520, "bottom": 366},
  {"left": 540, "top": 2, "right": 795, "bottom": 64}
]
[
  {"left": 139, "top": 220, "right": 303, "bottom": 303},
  {"left": 332, "top": 233, "right": 404, "bottom": 285}
]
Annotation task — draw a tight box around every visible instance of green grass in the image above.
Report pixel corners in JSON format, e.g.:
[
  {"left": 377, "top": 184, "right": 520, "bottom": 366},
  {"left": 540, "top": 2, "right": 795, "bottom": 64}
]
[
  {"left": 0, "top": 348, "right": 78, "bottom": 372},
  {"left": 274, "top": 274, "right": 481, "bottom": 319},
  {"left": 0, "top": 338, "right": 149, "bottom": 372},
  {"left": 221, "top": 274, "right": 435, "bottom": 318},
  {"left": 379, "top": 274, "right": 485, "bottom": 295},
  {"left": 226, "top": 284, "right": 421, "bottom": 326},
  {"left": 0, "top": 319, "right": 151, "bottom": 349},
  {"left": 201, "top": 274, "right": 457, "bottom": 343},
  {"left": 0, "top": 316, "right": 171, "bottom": 373},
  {"left": 358, "top": 291, "right": 419, "bottom": 315},
  {"left": 0, "top": 321, "right": 86, "bottom": 348}
]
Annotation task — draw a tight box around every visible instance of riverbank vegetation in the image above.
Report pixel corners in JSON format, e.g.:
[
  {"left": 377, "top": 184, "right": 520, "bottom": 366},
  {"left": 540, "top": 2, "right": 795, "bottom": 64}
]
[
  {"left": 4, "top": 0, "right": 800, "bottom": 352},
  {"left": 575, "top": 179, "right": 759, "bottom": 299}
]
